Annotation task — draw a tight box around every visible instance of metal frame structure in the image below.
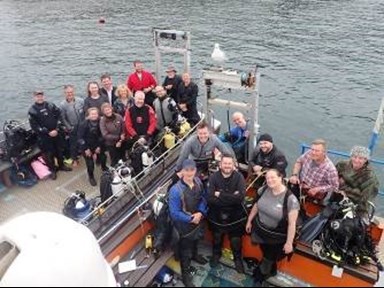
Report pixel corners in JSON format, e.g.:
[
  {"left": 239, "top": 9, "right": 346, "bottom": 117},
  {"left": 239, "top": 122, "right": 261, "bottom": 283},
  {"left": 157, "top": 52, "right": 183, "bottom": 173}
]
[
  {"left": 152, "top": 28, "right": 191, "bottom": 83},
  {"left": 201, "top": 66, "right": 261, "bottom": 161}
]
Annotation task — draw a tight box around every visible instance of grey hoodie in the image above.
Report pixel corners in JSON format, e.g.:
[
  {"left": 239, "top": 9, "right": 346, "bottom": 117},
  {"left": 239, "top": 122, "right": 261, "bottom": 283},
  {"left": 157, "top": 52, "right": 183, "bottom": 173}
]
[{"left": 176, "top": 134, "right": 235, "bottom": 170}]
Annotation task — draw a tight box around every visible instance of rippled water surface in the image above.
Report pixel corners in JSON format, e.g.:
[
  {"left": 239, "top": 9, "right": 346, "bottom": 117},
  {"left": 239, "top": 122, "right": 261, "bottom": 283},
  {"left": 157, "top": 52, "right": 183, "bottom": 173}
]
[{"left": 1, "top": 0, "right": 384, "bottom": 209}]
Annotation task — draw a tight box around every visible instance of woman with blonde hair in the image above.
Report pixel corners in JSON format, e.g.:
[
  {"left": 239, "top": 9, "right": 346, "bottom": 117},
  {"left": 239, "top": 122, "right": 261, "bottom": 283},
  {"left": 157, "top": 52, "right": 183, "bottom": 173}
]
[{"left": 113, "top": 84, "right": 133, "bottom": 118}]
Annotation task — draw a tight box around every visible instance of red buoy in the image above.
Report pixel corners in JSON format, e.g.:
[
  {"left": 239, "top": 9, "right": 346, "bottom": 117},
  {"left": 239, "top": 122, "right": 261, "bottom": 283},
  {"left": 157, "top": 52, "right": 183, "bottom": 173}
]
[{"left": 98, "top": 17, "right": 106, "bottom": 24}]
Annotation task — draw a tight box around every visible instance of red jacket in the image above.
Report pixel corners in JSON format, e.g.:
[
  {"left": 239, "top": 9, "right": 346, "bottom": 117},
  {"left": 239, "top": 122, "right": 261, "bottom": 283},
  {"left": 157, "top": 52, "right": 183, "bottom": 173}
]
[
  {"left": 126, "top": 71, "right": 157, "bottom": 92},
  {"left": 125, "top": 104, "right": 157, "bottom": 138}
]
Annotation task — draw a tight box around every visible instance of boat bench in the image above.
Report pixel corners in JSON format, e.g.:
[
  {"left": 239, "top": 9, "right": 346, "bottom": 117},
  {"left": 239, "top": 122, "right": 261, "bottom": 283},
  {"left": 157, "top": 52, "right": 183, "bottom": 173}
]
[
  {"left": 295, "top": 241, "right": 379, "bottom": 284},
  {"left": 114, "top": 243, "right": 174, "bottom": 287}
]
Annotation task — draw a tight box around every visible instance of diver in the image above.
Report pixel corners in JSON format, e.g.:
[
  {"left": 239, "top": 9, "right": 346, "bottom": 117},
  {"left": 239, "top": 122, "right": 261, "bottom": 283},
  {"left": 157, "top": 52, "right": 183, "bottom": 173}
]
[
  {"left": 175, "top": 121, "right": 235, "bottom": 181},
  {"left": 28, "top": 90, "right": 72, "bottom": 180},
  {"left": 77, "top": 107, "right": 107, "bottom": 186},
  {"left": 246, "top": 169, "right": 299, "bottom": 285},
  {"left": 335, "top": 145, "right": 379, "bottom": 218},
  {"left": 162, "top": 64, "right": 182, "bottom": 103},
  {"left": 207, "top": 154, "right": 247, "bottom": 273},
  {"left": 168, "top": 159, "right": 208, "bottom": 287},
  {"left": 220, "top": 111, "right": 249, "bottom": 163},
  {"left": 249, "top": 133, "right": 288, "bottom": 190},
  {"left": 152, "top": 85, "right": 179, "bottom": 132}
]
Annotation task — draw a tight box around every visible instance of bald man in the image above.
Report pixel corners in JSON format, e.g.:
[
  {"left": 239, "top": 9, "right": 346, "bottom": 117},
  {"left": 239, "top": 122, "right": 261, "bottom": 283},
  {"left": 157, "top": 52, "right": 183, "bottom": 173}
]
[
  {"left": 125, "top": 91, "right": 157, "bottom": 145},
  {"left": 220, "top": 112, "right": 249, "bottom": 162},
  {"left": 177, "top": 73, "right": 200, "bottom": 126}
]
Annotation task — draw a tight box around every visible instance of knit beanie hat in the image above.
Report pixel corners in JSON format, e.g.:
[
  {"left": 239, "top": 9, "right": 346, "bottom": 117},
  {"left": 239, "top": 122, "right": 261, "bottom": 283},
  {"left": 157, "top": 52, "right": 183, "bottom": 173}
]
[
  {"left": 258, "top": 133, "right": 273, "bottom": 144},
  {"left": 350, "top": 146, "right": 370, "bottom": 160}
]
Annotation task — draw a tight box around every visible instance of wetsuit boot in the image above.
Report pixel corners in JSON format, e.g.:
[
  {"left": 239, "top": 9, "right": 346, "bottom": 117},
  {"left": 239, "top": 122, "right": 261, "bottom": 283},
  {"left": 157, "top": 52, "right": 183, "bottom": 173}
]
[
  {"left": 180, "top": 256, "right": 195, "bottom": 287},
  {"left": 230, "top": 236, "right": 244, "bottom": 274},
  {"left": 192, "top": 240, "right": 207, "bottom": 265},
  {"left": 210, "top": 231, "right": 223, "bottom": 267}
]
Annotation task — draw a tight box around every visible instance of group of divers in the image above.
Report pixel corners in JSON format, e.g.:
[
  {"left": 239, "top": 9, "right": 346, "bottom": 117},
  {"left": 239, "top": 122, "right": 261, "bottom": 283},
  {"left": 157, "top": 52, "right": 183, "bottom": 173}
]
[{"left": 26, "top": 59, "right": 380, "bottom": 286}]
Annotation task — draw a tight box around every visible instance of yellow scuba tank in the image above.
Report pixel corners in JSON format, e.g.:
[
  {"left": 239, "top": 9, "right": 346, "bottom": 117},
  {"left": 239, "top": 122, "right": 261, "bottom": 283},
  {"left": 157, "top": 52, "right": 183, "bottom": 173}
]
[
  {"left": 178, "top": 119, "right": 191, "bottom": 137},
  {"left": 163, "top": 129, "right": 176, "bottom": 149},
  {"left": 145, "top": 234, "right": 153, "bottom": 255}
]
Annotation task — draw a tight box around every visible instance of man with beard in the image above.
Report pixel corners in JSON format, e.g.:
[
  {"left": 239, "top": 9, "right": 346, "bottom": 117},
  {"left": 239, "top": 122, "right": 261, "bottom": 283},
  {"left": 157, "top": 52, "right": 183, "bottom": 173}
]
[
  {"left": 162, "top": 65, "right": 182, "bottom": 102},
  {"left": 249, "top": 133, "right": 288, "bottom": 189},
  {"left": 175, "top": 121, "right": 234, "bottom": 174},
  {"left": 207, "top": 154, "right": 247, "bottom": 273},
  {"left": 153, "top": 85, "right": 179, "bottom": 131},
  {"left": 126, "top": 60, "right": 157, "bottom": 107}
]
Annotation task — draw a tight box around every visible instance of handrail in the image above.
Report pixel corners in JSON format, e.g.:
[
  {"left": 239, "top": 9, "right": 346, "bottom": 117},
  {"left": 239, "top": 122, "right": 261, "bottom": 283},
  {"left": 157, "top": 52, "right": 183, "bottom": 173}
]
[
  {"left": 300, "top": 143, "right": 384, "bottom": 165},
  {"left": 83, "top": 117, "right": 203, "bottom": 220},
  {"left": 96, "top": 178, "right": 170, "bottom": 244}
]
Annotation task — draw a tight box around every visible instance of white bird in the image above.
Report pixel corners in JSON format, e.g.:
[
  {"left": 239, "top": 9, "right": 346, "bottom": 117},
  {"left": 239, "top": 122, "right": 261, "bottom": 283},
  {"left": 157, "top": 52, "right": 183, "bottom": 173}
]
[{"left": 211, "top": 43, "right": 227, "bottom": 63}]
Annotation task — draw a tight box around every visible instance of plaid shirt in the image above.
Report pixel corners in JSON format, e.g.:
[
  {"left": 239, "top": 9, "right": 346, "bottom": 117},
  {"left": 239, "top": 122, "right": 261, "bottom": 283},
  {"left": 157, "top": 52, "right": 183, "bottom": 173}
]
[{"left": 298, "top": 151, "right": 339, "bottom": 195}]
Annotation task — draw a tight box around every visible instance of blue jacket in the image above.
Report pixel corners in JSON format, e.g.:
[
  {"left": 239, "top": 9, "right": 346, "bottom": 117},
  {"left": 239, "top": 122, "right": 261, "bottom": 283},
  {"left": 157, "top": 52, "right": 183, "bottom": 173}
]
[
  {"left": 220, "top": 125, "right": 248, "bottom": 150},
  {"left": 169, "top": 178, "right": 208, "bottom": 224}
]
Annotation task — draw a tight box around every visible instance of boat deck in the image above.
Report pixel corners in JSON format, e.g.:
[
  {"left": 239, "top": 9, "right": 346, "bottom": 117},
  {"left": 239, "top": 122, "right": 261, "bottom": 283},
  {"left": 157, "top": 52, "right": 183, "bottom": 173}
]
[
  {"left": 1, "top": 157, "right": 384, "bottom": 286},
  {"left": 112, "top": 239, "right": 313, "bottom": 287},
  {"left": 0, "top": 158, "right": 100, "bottom": 223}
]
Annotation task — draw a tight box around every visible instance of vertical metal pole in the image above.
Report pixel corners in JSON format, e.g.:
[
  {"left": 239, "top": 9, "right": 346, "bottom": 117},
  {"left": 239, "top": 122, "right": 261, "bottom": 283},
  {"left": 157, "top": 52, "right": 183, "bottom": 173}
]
[
  {"left": 153, "top": 30, "right": 161, "bottom": 84},
  {"left": 202, "top": 71, "right": 209, "bottom": 126},
  {"left": 247, "top": 67, "right": 260, "bottom": 161},
  {"left": 368, "top": 96, "right": 384, "bottom": 154},
  {"left": 184, "top": 32, "right": 191, "bottom": 74}
]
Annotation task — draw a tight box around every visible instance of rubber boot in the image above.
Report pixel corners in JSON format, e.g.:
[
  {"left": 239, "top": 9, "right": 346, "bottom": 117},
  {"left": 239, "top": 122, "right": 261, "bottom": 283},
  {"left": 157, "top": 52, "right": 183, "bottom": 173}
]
[{"left": 230, "top": 236, "right": 244, "bottom": 274}]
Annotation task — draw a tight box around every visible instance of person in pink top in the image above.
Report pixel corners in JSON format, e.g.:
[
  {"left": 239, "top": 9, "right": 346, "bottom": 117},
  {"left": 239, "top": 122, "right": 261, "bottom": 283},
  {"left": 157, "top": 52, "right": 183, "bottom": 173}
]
[{"left": 126, "top": 60, "right": 157, "bottom": 107}]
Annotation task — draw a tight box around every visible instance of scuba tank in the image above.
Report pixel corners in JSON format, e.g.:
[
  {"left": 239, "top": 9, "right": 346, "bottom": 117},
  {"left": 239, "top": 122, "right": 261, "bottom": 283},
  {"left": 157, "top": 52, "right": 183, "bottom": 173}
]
[
  {"left": 163, "top": 127, "right": 176, "bottom": 149},
  {"left": 119, "top": 166, "right": 132, "bottom": 183},
  {"left": 111, "top": 163, "right": 132, "bottom": 197},
  {"left": 178, "top": 117, "right": 191, "bottom": 137},
  {"left": 111, "top": 172, "right": 123, "bottom": 197},
  {"left": 141, "top": 147, "right": 154, "bottom": 169},
  {"left": 145, "top": 234, "right": 153, "bottom": 255}
]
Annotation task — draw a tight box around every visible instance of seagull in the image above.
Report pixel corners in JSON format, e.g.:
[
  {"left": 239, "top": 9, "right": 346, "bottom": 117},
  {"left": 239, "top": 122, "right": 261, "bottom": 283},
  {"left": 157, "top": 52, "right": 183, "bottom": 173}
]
[{"left": 211, "top": 43, "right": 227, "bottom": 64}]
